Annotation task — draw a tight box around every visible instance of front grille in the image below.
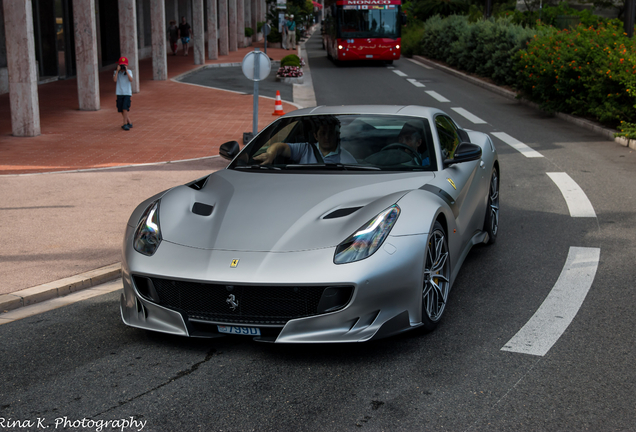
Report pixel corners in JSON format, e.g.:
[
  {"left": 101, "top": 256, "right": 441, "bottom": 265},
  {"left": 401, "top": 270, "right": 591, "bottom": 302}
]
[{"left": 135, "top": 276, "right": 352, "bottom": 325}]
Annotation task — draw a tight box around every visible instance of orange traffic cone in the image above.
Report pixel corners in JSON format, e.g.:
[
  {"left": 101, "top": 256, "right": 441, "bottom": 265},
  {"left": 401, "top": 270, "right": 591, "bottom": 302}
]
[{"left": 272, "top": 90, "right": 285, "bottom": 116}]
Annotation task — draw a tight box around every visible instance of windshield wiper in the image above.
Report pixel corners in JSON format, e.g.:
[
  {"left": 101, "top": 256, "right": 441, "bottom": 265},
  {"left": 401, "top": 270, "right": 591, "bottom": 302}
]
[
  {"left": 234, "top": 164, "right": 282, "bottom": 171},
  {"left": 283, "top": 164, "right": 381, "bottom": 171}
]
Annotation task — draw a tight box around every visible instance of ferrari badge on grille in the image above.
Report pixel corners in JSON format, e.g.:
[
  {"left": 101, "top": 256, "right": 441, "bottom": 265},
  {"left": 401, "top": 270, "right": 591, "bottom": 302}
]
[
  {"left": 226, "top": 294, "right": 239, "bottom": 311},
  {"left": 230, "top": 259, "right": 239, "bottom": 268}
]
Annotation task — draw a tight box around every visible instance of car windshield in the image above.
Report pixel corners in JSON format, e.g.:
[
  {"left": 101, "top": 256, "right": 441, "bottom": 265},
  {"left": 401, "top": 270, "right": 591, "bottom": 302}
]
[{"left": 229, "top": 114, "right": 437, "bottom": 172}]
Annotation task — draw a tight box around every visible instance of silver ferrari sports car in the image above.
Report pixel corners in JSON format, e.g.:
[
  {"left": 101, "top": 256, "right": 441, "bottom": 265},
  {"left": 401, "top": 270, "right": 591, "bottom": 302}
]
[{"left": 120, "top": 105, "right": 499, "bottom": 343}]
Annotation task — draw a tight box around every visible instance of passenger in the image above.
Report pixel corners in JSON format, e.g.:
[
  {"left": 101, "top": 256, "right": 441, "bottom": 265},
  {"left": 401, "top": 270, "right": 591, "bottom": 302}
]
[{"left": 254, "top": 117, "right": 357, "bottom": 165}]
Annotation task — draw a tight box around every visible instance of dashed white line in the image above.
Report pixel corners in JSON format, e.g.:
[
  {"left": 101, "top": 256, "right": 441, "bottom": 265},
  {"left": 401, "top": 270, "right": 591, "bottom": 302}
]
[
  {"left": 425, "top": 90, "right": 450, "bottom": 103},
  {"left": 547, "top": 172, "right": 597, "bottom": 217},
  {"left": 451, "top": 107, "right": 486, "bottom": 124},
  {"left": 491, "top": 132, "right": 543, "bottom": 158},
  {"left": 501, "top": 247, "right": 600, "bottom": 356},
  {"left": 392, "top": 70, "right": 408, "bottom": 77},
  {"left": 407, "top": 78, "right": 426, "bottom": 88}
]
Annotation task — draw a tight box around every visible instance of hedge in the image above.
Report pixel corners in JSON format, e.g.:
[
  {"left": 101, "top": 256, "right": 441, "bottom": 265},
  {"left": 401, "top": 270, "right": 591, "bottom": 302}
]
[{"left": 406, "top": 15, "right": 636, "bottom": 128}]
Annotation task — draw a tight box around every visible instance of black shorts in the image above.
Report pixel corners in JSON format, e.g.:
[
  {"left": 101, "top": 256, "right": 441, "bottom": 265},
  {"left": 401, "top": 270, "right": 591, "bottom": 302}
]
[{"left": 116, "top": 95, "right": 131, "bottom": 112}]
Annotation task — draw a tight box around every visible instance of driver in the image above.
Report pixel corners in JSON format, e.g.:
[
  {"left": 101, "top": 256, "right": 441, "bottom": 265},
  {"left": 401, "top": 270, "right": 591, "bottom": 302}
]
[
  {"left": 397, "top": 121, "right": 430, "bottom": 167},
  {"left": 254, "top": 116, "right": 357, "bottom": 165}
]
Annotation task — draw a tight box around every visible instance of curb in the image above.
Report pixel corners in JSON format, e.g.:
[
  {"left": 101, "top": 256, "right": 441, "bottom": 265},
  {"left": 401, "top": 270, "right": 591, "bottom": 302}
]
[
  {"left": 0, "top": 263, "right": 121, "bottom": 314},
  {"left": 410, "top": 55, "right": 628, "bottom": 147}
]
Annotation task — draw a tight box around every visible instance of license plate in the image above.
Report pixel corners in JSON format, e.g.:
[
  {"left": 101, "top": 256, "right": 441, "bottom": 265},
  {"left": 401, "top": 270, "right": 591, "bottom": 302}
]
[
  {"left": 366, "top": 55, "right": 373, "bottom": 58},
  {"left": 217, "top": 325, "right": 261, "bottom": 336}
]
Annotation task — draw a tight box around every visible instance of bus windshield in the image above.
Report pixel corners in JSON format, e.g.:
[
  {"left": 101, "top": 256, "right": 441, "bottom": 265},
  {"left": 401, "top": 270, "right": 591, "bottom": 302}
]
[{"left": 337, "top": 7, "right": 400, "bottom": 39}]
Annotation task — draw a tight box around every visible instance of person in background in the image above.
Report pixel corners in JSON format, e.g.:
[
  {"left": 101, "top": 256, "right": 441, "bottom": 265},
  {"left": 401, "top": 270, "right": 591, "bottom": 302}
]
[
  {"left": 281, "top": 15, "right": 288, "bottom": 50},
  {"left": 178, "top": 16, "right": 192, "bottom": 56},
  {"left": 286, "top": 15, "right": 296, "bottom": 50},
  {"left": 113, "top": 57, "right": 133, "bottom": 131},
  {"left": 167, "top": 20, "right": 179, "bottom": 55}
]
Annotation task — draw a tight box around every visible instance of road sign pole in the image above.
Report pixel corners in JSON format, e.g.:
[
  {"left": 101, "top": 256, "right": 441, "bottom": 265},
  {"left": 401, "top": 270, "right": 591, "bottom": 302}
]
[{"left": 253, "top": 49, "right": 260, "bottom": 135}]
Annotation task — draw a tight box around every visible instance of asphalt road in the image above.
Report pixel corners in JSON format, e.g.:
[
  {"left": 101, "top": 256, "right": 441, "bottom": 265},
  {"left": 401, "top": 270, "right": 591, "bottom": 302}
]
[
  {"left": 180, "top": 64, "right": 295, "bottom": 103},
  {"left": 2, "top": 31, "right": 636, "bottom": 432}
]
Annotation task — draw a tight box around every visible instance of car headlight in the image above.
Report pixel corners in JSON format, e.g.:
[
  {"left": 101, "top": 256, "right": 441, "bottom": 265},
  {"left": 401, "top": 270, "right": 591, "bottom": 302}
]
[
  {"left": 334, "top": 205, "right": 400, "bottom": 264},
  {"left": 133, "top": 200, "right": 162, "bottom": 256}
]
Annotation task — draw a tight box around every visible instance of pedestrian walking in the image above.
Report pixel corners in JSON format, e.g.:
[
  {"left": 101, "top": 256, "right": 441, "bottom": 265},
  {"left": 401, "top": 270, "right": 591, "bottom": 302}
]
[
  {"left": 167, "top": 20, "right": 179, "bottom": 55},
  {"left": 286, "top": 15, "right": 296, "bottom": 50},
  {"left": 113, "top": 57, "right": 133, "bottom": 131},
  {"left": 281, "top": 15, "right": 288, "bottom": 50},
  {"left": 178, "top": 16, "right": 192, "bottom": 56}
]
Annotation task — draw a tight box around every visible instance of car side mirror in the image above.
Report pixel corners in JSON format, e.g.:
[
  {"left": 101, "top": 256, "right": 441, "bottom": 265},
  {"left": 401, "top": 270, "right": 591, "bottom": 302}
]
[
  {"left": 444, "top": 142, "right": 482, "bottom": 166},
  {"left": 401, "top": 13, "right": 407, "bottom": 25},
  {"left": 219, "top": 141, "right": 240, "bottom": 160}
]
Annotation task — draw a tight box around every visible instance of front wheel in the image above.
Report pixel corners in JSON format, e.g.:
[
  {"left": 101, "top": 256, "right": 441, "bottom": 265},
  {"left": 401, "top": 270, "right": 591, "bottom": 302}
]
[
  {"left": 483, "top": 167, "right": 499, "bottom": 244},
  {"left": 421, "top": 221, "right": 450, "bottom": 332}
]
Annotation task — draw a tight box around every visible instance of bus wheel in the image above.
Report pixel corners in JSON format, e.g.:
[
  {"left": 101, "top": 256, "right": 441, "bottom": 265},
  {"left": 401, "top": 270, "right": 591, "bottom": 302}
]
[{"left": 385, "top": 60, "right": 394, "bottom": 65}]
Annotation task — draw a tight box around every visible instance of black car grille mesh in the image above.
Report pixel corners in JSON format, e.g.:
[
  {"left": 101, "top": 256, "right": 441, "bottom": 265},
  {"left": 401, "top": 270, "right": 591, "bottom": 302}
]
[{"left": 139, "top": 276, "right": 352, "bottom": 325}]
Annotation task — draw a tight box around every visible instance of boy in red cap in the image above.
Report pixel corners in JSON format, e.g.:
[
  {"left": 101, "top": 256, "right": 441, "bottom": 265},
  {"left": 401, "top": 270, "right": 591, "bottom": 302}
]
[{"left": 113, "top": 57, "right": 134, "bottom": 130}]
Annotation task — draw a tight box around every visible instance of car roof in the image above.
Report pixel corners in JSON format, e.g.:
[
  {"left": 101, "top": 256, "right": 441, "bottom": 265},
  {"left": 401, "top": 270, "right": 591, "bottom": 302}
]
[{"left": 285, "top": 105, "right": 444, "bottom": 118}]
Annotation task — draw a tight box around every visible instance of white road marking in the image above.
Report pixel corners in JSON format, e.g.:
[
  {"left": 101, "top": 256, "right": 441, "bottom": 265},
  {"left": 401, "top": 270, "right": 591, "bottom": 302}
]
[
  {"left": 451, "top": 107, "right": 486, "bottom": 124},
  {"left": 547, "top": 172, "right": 597, "bottom": 217},
  {"left": 392, "top": 70, "right": 408, "bottom": 77},
  {"left": 491, "top": 132, "right": 544, "bottom": 158},
  {"left": 407, "top": 78, "right": 426, "bottom": 88},
  {"left": 407, "top": 58, "right": 433, "bottom": 69},
  {"left": 501, "top": 247, "right": 600, "bottom": 356},
  {"left": 386, "top": 65, "right": 395, "bottom": 69},
  {"left": 0, "top": 279, "right": 123, "bottom": 324},
  {"left": 425, "top": 90, "right": 450, "bottom": 102}
]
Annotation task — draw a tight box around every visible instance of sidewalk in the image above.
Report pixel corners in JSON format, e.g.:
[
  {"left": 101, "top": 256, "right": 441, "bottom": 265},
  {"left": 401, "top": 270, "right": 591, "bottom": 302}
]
[{"left": 0, "top": 33, "right": 318, "bottom": 312}]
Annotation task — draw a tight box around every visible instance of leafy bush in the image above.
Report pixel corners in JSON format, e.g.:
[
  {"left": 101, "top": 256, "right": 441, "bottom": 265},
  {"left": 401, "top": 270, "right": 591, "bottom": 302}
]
[
  {"left": 245, "top": 27, "right": 254, "bottom": 37},
  {"left": 410, "top": 0, "right": 469, "bottom": 22},
  {"left": 281, "top": 54, "right": 301, "bottom": 67},
  {"left": 267, "top": 27, "right": 282, "bottom": 43},
  {"left": 401, "top": 17, "right": 427, "bottom": 57},
  {"left": 615, "top": 121, "right": 636, "bottom": 139},
  {"left": 516, "top": 21, "right": 636, "bottom": 126},
  {"left": 418, "top": 15, "right": 538, "bottom": 86}
]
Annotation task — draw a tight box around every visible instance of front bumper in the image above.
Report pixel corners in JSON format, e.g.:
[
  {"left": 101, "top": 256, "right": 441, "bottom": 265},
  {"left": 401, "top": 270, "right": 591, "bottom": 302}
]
[{"left": 120, "top": 224, "right": 428, "bottom": 342}]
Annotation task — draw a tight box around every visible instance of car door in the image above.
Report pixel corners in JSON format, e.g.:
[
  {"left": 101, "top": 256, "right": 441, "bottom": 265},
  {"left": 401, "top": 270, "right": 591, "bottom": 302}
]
[{"left": 434, "top": 115, "right": 483, "bottom": 244}]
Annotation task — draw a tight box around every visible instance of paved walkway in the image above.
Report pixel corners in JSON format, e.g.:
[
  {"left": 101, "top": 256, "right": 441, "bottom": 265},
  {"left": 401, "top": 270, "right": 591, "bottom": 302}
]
[{"left": 0, "top": 42, "right": 299, "bottom": 175}]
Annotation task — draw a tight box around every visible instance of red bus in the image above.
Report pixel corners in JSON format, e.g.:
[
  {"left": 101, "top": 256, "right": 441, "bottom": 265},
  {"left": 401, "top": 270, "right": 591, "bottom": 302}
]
[{"left": 322, "top": 0, "right": 404, "bottom": 64}]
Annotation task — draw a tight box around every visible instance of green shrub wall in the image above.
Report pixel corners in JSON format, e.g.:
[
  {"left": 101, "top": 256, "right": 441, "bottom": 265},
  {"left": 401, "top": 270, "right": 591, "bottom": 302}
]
[{"left": 406, "top": 15, "right": 636, "bottom": 127}]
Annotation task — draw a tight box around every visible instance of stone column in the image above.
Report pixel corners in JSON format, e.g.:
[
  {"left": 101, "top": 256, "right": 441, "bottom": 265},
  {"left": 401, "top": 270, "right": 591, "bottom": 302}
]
[
  {"left": 73, "top": 0, "right": 100, "bottom": 111},
  {"left": 237, "top": 0, "right": 244, "bottom": 48},
  {"left": 118, "top": 0, "right": 140, "bottom": 93},
  {"left": 3, "top": 0, "right": 40, "bottom": 136},
  {"left": 206, "top": 0, "right": 218, "bottom": 59},
  {"left": 218, "top": 0, "right": 229, "bottom": 55},
  {"left": 228, "top": 0, "right": 237, "bottom": 51},
  {"left": 251, "top": 0, "right": 258, "bottom": 42},
  {"left": 150, "top": 0, "right": 167, "bottom": 79},
  {"left": 136, "top": 0, "right": 145, "bottom": 48},
  {"left": 173, "top": 0, "right": 179, "bottom": 22},
  {"left": 244, "top": 0, "right": 251, "bottom": 45},
  {"left": 192, "top": 0, "right": 204, "bottom": 64}
]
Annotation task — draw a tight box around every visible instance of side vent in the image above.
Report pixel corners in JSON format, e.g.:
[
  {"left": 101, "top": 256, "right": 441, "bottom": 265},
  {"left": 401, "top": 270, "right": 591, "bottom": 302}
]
[
  {"left": 192, "top": 202, "right": 214, "bottom": 216},
  {"left": 186, "top": 175, "right": 210, "bottom": 190},
  {"left": 323, "top": 207, "right": 362, "bottom": 219}
]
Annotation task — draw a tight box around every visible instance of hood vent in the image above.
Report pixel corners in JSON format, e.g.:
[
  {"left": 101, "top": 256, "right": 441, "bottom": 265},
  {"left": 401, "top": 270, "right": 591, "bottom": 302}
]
[
  {"left": 187, "top": 176, "right": 210, "bottom": 190},
  {"left": 192, "top": 202, "right": 214, "bottom": 216},
  {"left": 323, "top": 206, "right": 362, "bottom": 219}
]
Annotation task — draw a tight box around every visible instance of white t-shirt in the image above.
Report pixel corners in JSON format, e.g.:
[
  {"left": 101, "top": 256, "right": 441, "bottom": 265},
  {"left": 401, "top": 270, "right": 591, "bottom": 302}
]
[{"left": 115, "top": 70, "right": 133, "bottom": 96}]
